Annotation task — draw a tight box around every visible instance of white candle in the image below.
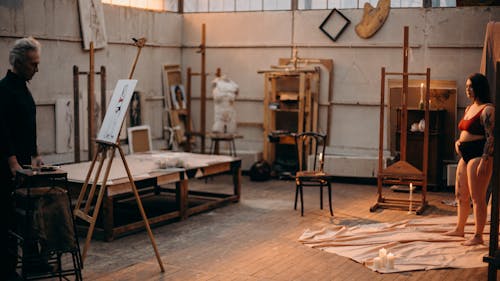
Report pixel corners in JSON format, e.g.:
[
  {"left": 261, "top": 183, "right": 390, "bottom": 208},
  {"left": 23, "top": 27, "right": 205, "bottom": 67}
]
[
  {"left": 379, "top": 248, "right": 387, "bottom": 265},
  {"left": 409, "top": 183, "right": 413, "bottom": 213},
  {"left": 373, "top": 257, "right": 382, "bottom": 269},
  {"left": 379, "top": 248, "right": 387, "bottom": 257},
  {"left": 386, "top": 253, "right": 395, "bottom": 269},
  {"left": 319, "top": 152, "right": 323, "bottom": 161},
  {"left": 420, "top": 83, "right": 424, "bottom": 100}
]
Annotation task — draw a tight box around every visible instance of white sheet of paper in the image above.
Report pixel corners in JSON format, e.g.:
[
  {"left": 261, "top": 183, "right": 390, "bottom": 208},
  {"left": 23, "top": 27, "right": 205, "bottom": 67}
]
[{"left": 97, "top": 79, "right": 137, "bottom": 144}]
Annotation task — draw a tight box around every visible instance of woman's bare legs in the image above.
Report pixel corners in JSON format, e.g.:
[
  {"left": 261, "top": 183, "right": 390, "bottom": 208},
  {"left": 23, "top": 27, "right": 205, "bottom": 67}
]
[
  {"left": 444, "top": 158, "right": 469, "bottom": 237},
  {"left": 462, "top": 157, "right": 492, "bottom": 245}
]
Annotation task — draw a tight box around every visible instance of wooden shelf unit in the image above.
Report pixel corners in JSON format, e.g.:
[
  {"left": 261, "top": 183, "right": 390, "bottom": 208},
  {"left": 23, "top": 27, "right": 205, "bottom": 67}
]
[{"left": 259, "top": 68, "right": 320, "bottom": 166}]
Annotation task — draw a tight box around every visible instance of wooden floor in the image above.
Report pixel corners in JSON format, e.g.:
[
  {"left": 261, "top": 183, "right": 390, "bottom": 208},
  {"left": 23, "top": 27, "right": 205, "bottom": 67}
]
[{"left": 75, "top": 175, "right": 496, "bottom": 281}]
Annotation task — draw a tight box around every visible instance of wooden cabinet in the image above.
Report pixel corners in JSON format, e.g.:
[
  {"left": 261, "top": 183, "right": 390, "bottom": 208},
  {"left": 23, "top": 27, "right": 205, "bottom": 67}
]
[
  {"left": 396, "top": 109, "right": 446, "bottom": 187},
  {"left": 259, "top": 68, "right": 320, "bottom": 170}
]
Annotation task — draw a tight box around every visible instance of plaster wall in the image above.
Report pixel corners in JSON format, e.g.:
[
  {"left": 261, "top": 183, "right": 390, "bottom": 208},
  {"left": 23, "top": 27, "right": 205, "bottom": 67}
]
[
  {"left": 183, "top": 7, "right": 500, "bottom": 161},
  {"left": 0, "top": 2, "right": 499, "bottom": 176},
  {"left": 0, "top": 0, "right": 182, "bottom": 160}
]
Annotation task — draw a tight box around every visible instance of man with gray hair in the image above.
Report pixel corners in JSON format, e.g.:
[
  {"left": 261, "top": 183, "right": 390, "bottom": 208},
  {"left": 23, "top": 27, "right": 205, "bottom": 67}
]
[{"left": 0, "top": 36, "right": 43, "bottom": 280}]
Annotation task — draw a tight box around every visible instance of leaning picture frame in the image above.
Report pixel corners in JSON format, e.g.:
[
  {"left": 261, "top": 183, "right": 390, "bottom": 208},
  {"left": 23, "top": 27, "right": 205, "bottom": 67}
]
[{"left": 170, "top": 84, "right": 187, "bottom": 110}]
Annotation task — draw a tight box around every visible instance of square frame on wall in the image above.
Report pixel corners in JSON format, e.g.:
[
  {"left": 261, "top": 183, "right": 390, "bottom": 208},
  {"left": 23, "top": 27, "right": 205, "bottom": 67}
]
[{"left": 319, "top": 8, "right": 351, "bottom": 42}]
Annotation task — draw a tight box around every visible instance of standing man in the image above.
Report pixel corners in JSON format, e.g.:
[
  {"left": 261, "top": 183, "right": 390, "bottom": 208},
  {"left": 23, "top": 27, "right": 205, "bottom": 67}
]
[{"left": 0, "top": 37, "right": 43, "bottom": 280}]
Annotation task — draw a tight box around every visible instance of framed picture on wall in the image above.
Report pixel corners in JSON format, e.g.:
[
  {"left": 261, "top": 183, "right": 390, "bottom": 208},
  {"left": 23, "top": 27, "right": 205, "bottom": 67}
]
[{"left": 170, "top": 84, "right": 187, "bottom": 110}]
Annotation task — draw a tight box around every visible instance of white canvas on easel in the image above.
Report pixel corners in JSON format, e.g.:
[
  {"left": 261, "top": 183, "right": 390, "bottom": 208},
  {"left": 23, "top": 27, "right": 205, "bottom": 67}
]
[{"left": 97, "top": 79, "right": 137, "bottom": 144}]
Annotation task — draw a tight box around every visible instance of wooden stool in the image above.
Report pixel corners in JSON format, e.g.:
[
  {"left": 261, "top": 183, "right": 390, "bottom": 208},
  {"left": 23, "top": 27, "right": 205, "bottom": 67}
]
[
  {"left": 12, "top": 169, "right": 83, "bottom": 281},
  {"left": 208, "top": 133, "right": 242, "bottom": 157}
]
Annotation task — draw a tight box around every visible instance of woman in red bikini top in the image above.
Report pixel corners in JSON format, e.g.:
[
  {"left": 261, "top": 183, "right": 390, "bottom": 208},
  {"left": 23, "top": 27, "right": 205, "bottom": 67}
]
[{"left": 444, "top": 73, "right": 494, "bottom": 246}]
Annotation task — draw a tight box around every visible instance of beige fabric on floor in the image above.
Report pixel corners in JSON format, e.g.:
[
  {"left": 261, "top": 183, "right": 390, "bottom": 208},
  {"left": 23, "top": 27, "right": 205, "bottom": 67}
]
[{"left": 299, "top": 216, "right": 490, "bottom": 273}]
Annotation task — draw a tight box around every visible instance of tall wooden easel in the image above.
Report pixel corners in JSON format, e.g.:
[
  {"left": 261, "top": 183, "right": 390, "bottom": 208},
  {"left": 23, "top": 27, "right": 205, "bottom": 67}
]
[
  {"left": 73, "top": 38, "right": 165, "bottom": 272},
  {"left": 73, "top": 41, "right": 107, "bottom": 163},
  {"left": 370, "top": 26, "right": 431, "bottom": 215},
  {"left": 186, "top": 23, "right": 222, "bottom": 153}
]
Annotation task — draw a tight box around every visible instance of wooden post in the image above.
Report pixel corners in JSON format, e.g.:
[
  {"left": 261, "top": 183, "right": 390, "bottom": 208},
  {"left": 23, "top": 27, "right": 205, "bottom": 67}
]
[
  {"left": 486, "top": 61, "right": 500, "bottom": 281},
  {"left": 200, "top": 23, "right": 207, "bottom": 153},
  {"left": 401, "top": 26, "right": 409, "bottom": 161},
  {"left": 100, "top": 66, "right": 106, "bottom": 121},
  {"left": 186, "top": 67, "right": 192, "bottom": 150},
  {"left": 73, "top": 65, "right": 80, "bottom": 163},
  {"left": 88, "top": 42, "right": 95, "bottom": 161},
  {"left": 422, "top": 68, "right": 431, "bottom": 205},
  {"left": 378, "top": 67, "right": 386, "bottom": 202}
]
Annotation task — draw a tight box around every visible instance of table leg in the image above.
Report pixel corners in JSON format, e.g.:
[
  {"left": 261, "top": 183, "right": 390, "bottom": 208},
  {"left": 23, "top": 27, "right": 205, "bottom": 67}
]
[
  {"left": 232, "top": 166, "right": 241, "bottom": 201},
  {"left": 176, "top": 179, "right": 188, "bottom": 220},
  {"left": 102, "top": 195, "right": 114, "bottom": 242}
]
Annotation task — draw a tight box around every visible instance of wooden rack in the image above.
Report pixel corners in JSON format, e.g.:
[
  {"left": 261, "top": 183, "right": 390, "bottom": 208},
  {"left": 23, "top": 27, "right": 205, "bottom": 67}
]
[{"left": 258, "top": 67, "right": 320, "bottom": 166}]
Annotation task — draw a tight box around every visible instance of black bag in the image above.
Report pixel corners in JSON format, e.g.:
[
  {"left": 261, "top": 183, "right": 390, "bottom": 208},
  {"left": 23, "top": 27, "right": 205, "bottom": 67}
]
[{"left": 249, "top": 160, "right": 271, "bottom": 182}]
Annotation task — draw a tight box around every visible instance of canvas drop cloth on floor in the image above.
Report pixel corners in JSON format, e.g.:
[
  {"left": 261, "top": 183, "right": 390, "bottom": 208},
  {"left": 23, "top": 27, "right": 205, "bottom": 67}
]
[{"left": 299, "top": 216, "right": 491, "bottom": 273}]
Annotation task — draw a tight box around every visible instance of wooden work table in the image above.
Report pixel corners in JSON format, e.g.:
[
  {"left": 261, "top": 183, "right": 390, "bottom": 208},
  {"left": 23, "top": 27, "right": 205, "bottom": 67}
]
[{"left": 62, "top": 151, "right": 241, "bottom": 241}]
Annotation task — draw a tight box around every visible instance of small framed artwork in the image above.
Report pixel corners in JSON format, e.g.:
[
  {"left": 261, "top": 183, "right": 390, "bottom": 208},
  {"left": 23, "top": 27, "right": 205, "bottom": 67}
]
[
  {"left": 319, "top": 8, "right": 351, "bottom": 42},
  {"left": 170, "top": 84, "right": 187, "bottom": 110},
  {"left": 129, "top": 91, "right": 142, "bottom": 127}
]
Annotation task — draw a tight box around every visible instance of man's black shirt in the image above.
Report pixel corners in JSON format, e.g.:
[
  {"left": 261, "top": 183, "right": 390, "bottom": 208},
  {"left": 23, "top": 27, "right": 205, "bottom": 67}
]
[{"left": 0, "top": 70, "right": 37, "bottom": 181}]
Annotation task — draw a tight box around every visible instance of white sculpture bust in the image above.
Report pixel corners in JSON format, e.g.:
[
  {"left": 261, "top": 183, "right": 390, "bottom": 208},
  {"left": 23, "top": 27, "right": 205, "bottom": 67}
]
[{"left": 211, "top": 75, "right": 239, "bottom": 133}]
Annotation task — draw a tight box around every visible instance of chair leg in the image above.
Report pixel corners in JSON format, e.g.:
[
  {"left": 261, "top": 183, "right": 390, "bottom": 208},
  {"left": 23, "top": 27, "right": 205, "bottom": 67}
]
[
  {"left": 320, "top": 185, "right": 323, "bottom": 210},
  {"left": 231, "top": 140, "right": 237, "bottom": 157},
  {"left": 294, "top": 184, "right": 299, "bottom": 210},
  {"left": 328, "top": 183, "right": 333, "bottom": 216},
  {"left": 300, "top": 185, "right": 304, "bottom": 216}
]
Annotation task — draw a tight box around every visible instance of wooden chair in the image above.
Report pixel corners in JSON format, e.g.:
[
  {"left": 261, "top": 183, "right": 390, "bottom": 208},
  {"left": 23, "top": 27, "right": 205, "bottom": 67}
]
[
  {"left": 294, "top": 132, "right": 334, "bottom": 216},
  {"left": 127, "top": 125, "right": 152, "bottom": 153}
]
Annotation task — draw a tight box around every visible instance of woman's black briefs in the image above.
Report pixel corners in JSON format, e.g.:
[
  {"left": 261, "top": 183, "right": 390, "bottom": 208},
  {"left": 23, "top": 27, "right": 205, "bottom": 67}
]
[{"left": 458, "top": 139, "right": 486, "bottom": 163}]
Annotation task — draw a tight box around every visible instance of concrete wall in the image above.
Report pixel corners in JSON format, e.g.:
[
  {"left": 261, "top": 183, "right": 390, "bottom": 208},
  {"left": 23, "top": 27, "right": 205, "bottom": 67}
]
[
  {"left": 0, "top": 0, "right": 182, "bottom": 162},
  {"left": 0, "top": 2, "right": 499, "bottom": 175}
]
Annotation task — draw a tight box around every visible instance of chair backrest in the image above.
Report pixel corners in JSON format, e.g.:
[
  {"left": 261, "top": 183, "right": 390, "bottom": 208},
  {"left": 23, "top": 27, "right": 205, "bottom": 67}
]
[
  {"left": 294, "top": 132, "right": 327, "bottom": 172},
  {"left": 127, "top": 125, "right": 152, "bottom": 153}
]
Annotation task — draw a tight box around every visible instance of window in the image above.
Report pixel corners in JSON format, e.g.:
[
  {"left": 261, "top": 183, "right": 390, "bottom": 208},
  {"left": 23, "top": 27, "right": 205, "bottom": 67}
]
[
  {"left": 298, "top": 0, "right": 457, "bottom": 9},
  {"left": 184, "top": 0, "right": 291, "bottom": 12},
  {"left": 102, "top": 0, "right": 458, "bottom": 12},
  {"left": 101, "top": 0, "right": 179, "bottom": 12}
]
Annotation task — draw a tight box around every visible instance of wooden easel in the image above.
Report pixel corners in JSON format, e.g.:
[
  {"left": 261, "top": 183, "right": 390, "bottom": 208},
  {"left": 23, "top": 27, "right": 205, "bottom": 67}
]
[
  {"left": 73, "top": 41, "right": 107, "bottom": 163},
  {"left": 186, "top": 23, "right": 222, "bottom": 153},
  {"left": 370, "top": 26, "right": 431, "bottom": 215},
  {"left": 277, "top": 46, "right": 333, "bottom": 143},
  {"left": 73, "top": 37, "right": 165, "bottom": 272}
]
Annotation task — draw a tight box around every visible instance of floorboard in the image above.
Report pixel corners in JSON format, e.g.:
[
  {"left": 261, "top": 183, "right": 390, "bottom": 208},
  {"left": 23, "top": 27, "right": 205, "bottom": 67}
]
[{"left": 63, "top": 175, "right": 498, "bottom": 280}]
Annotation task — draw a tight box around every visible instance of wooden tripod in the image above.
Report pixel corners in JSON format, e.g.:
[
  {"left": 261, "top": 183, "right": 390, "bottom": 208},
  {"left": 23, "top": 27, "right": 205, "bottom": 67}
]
[
  {"left": 370, "top": 26, "right": 431, "bottom": 215},
  {"left": 73, "top": 37, "right": 165, "bottom": 272}
]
